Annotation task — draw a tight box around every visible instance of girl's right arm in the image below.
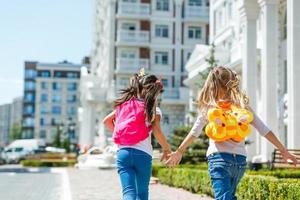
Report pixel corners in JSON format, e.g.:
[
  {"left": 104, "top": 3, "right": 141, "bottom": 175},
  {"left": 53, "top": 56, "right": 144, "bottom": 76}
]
[{"left": 102, "top": 111, "right": 116, "bottom": 132}]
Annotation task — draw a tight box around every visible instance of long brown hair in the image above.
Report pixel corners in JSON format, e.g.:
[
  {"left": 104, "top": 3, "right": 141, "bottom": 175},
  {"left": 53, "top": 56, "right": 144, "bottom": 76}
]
[
  {"left": 198, "top": 66, "right": 249, "bottom": 114},
  {"left": 114, "top": 74, "right": 163, "bottom": 123}
]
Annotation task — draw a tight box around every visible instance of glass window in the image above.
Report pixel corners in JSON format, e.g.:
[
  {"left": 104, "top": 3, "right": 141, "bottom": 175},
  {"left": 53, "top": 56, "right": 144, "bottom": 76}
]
[
  {"left": 25, "top": 81, "right": 36, "bottom": 90},
  {"left": 24, "top": 117, "right": 34, "bottom": 127},
  {"left": 41, "top": 94, "right": 48, "bottom": 103},
  {"left": 66, "top": 72, "right": 79, "bottom": 78},
  {"left": 156, "top": 0, "right": 169, "bottom": 11},
  {"left": 24, "top": 105, "right": 34, "bottom": 115},
  {"left": 189, "top": 0, "right": 202, "bottom": 6},
  {"left": 67, "top": 107, "right": 77, "bottom": 115},
  {"left": 25, "top": 69, "right": 37, "bottom": 79},
  {"left": 40, "top": 118, "right": 46, "bottom": 126},
  {"left": 41, "top": 106, "right": 48, "bottom": 114},
  {"left": 40, "top": 130, "right": 47, "bottom": 139},
  {"left": 38, "top": 71, "right": 51, "bottom": 78},
  {"left": 52, "top": 82, "right": 62, "bottom": 91},
  {"left": 41, "top": 82, "right": 48, "bottom": 89},
  {"left": 155, "top": 52, "right": 169, "bottom": 65},
  {"left": 67, "top": 83, "right": 77, "bottom": 91},
  {"left": 155, "top": 25, "right": 169, "bottom": 38},
  {"left": 67, "top": 95, "right": 77, "bottom": 103},
  {"left": 162, "top": 79, "right": 168, "bottom": 87},
  {"left": 188, "top": 26, "right": 202, "bottom": 39},
  {"left": 24, "top": 93, "right": 35, "bottom": 102},
  {"left": 54, "top": 71, "right": 62, "bottom": 78},
  {"left": 52, "top": 106, "right": 61, "bottom": 114},
  {"left": 52, "top": 94, "right": 61, "bottom": 103}
]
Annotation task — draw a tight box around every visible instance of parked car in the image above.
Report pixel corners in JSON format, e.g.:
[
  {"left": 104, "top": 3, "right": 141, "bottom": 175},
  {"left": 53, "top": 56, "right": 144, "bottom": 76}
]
[
  {"left": 0, "top": 148, "right": 6, "bottom": 165},
  {"left": 75, "top": 146, "right": 117, "bottom": 169},
  {"left": 3, "top": 147, "right": 31, "bottom": 164}
]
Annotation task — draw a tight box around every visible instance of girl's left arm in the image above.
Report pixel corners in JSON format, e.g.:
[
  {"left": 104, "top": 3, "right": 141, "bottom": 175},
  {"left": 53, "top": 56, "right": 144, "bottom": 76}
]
[
  {"left": 102, "top": 111, "right": 116, "bottom": 133},
  {"left": 264, "top": 131, "right": 298, "bottom": 166}
]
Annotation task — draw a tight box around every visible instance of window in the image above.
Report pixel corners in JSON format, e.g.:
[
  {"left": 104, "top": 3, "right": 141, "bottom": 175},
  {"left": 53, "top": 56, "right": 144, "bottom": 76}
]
[
  {"left": 67, "top": 95, "right": 77, "bottom": 103},
  {"left": 120, "top": 51, "right": 136, "bottom": 59},
  {"left": 38, "top": 71, "right": 51, "bottom": 78},
  {"left": 52, "top": 94, "right": 61, "bottom": 103},
  {"left": 121, "top": 23, "right": 136, "bottom": 31},
  {"left": 163, "top": 115, "right": 169, "bottom": 124},
  {"left": 67, "top": 107, "right": 77, "bottom": 115},
  {"left": 52, "top": 106, "right": 61, "bottom": 114},
  {"left": 24, "top": 117, "right": 34, "bottom": 127},
  {"left": 67, "top": 83, "right": 77, "bottom": 91},
  {"left": 187, "top": 52, "right": 192, "bottom": 60},
  {"left": 155, "top": 25, "right": 169, "bottom": 38},
  {"left": 25, "top": 81, "right": 35, "bottom": 90},
  {"left": 41, "top": 82, "right": 48, "bottom": 89},
  {"left": 40, "top": 118, "right": 46, "bottom": 126},
  {"left": 52, "top": 82, "right": 62, "bottom": 91},
  {"left": 41, "top": 106, "right": 48, "bottom": 114},
  {"left": 188, "top": 26, "right": 202, "bottom": 39},
  {"left": 162, "top": 79, "right": 169, "bottom": 87},
  {"left": 40, "top": 130, "right": 47, "bottom": 139},
  {"left": 24, "top": 105, "right": 34, "bottom": 115},
  {"left": 25, "top": 69, "right": 37, "bottom": 79},
  {"left": 156, "top": 0, "right": 169, "bottom": 11},
  {"left": 41, "top": 94, "right": 48, "bottom": 103},
  {"left": 155, "top": 52, "right": 168, "bottom": 65},
  {"left": 24, "top": 93, "right": 35, "bottom": 102},
  {"left": 54, "top": 71, "right": 62, "bottom": 78},
  {"left": 189, "top": 0, "right": 202, "bottom": 6},
  {"left": 67, "top": 72, "right": 79, "bottom": 78}
]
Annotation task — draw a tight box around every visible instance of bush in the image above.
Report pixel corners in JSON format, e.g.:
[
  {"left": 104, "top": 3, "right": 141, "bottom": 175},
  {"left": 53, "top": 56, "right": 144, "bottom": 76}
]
[
  {"left": 153, "top": 167, "right": 300, "bottom": 200},
  {"left": 21, "top": 160, "right": 76, "bottom": 167},
  {"left": 247, "top": 169, "right": 300, "bottom": 179}
]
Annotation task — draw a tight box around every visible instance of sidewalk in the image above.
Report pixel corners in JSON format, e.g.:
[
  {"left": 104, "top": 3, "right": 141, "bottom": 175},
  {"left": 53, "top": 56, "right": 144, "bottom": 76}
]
[{"left": 68, "top": 168, "right": 212, "bottom": 200}]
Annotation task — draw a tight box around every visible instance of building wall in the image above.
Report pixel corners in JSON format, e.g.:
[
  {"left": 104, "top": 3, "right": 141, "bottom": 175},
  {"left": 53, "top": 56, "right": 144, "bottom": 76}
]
[{"left": 0, "top": 104, "right": 11, "bottom": 146}]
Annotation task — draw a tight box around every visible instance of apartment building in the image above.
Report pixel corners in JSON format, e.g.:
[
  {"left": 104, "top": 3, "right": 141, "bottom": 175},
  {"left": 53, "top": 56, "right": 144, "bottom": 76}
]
[{"left": 78, "top": 0, "right": 209, "bottom": 149}]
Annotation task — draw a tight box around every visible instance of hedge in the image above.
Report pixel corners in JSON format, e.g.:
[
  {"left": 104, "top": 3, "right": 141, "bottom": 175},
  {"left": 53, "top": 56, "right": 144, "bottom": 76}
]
[
  {"left": 154, "top": 167, "right": 300, "bottom": 200},
  {"left": 21, "top": 160, "right": 76, "bottom": 167},
  {"left": 247, "top": 169, "right": 300, "bottom": 179}
]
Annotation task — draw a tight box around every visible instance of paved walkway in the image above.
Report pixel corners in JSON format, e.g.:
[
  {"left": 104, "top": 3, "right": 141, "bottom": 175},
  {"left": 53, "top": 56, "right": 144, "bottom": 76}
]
[
  {"left": 68, "top": 168, "right": 212, "bottom": 200},
  {"left": 0, "top": 165, "right": 212, "bottom": 200}
]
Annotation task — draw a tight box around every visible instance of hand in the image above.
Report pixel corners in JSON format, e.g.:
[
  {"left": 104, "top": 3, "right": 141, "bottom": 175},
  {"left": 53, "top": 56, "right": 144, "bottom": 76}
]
[
  {"left": 280, "top": 149, "right": 298, "bottom": 166},
  {"left": 165, "top": 150, "right": 183, "bottom": 168},
  {"left": 160, "top": 149, "right": 172, "bottom": 162}
]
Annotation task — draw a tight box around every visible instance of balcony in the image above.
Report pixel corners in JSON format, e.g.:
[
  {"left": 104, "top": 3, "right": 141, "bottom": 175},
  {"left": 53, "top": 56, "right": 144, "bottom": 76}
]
[
  {"left": 116, "top": 30, "right": 150, "bottom": 46},
  {"left": 116, "top": 58, "right": 149, "bottom": 74},
  {"left": 161, "top": 87, "right": 189, "bottom": 104},
  {"left": 184, "top": 6, "right": 209, "bottom": 22},
  {"left": 117, "top": 2, "right": 150, "bottom": 18},
  {"left": 80, "top": 75, "right": 107, "bottom": 104}
]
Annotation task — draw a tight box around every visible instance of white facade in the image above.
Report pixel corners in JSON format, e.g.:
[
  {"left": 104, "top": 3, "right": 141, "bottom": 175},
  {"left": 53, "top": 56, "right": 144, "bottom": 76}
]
[
  {"left": 79, "top": 0, "right": 209, "bottom": 150},
  {"left": 0, "top": 104, "right": 11, "bottom": 147},
  {"left": 185, "top": 0, "right": 300, "bottom": 162}
]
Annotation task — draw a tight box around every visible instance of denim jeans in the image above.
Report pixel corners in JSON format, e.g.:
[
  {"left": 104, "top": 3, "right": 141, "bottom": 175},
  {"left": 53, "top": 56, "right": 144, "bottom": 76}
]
[
  {"left": 207, "top": 153, "right": 247, "bottom": 200},
  {"left": 116, "top": 148, "right": 152, "bottom": 200}
]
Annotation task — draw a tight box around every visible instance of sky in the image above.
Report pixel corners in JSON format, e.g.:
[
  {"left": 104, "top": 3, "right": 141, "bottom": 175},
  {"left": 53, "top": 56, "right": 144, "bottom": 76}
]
[{"left": 0, "top": 0, "right": 92, "bottom": 105}]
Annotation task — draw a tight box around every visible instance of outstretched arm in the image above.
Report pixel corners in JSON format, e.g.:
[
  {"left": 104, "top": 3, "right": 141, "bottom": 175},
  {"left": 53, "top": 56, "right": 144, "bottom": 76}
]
[
  {"left": 265, "top": 131, "right": 298, "bottom": 166},
  {"left": 102, "top": 111, "right": 116, "bottom": 132},
  {"left": 152, "top": 115, "right": 171, "bottom": 161}
]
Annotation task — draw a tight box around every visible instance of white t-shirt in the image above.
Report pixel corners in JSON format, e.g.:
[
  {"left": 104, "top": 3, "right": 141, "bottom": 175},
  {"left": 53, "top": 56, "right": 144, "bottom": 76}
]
[{"left": 118, "top": 107, "right": 162, "bottom": 156}]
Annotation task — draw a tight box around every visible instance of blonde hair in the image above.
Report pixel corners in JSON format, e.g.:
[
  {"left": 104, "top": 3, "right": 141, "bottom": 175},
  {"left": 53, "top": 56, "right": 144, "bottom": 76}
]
[{"left": 197, "top": 66, "right": 249, "bottom": 114}]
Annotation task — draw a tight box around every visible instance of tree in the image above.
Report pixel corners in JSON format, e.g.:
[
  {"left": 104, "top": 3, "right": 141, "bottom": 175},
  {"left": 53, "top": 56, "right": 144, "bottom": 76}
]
[
  {"left": 62, "top": 138, "right": 71, "bottom": 153},
  {"left": 9, "top": 123, "right": 22, "bottom": 141},
  {"left": 169, "top": 126, "right": 209, "bottom": 164},
  {"left": 53, "top": 126, "right": 62, "bottom": 148}
]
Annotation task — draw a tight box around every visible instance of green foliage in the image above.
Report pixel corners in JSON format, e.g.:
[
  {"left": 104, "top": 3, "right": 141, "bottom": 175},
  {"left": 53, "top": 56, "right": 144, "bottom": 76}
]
[
  {"left": 62, "top": 138, "right": 71, "bottom": 153},
  {"left": 169, "top": 126, "right": 208, "bottom": 164},
  {"left": 153, "top": 166, "right": 300, "bottom": 200},
  {"left": 9, "top": 123, "right": 22, "bottom": 141},
  {"left": 53, "top": 126, "right": 62, "bottom": 148},
  {"left": 21, "top": 160, "right": 75, "bottom": 167},
  {"left": 247, "top": 169, "right": 300, "bottom": 179}
]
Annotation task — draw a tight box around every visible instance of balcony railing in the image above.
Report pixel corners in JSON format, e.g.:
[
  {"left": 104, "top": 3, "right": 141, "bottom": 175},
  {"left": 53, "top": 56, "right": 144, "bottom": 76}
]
[
  {"left": 161, "top": 87, "right": 189, "bottom": 102},
  {"left": 116, "top": 58, "right": 149, "bottom": 72},
  {"left": 118, "top": 2, "right": 150, "bottom": 16},
  {"left": 185, "top": 6, "right": 209, "bottom": 21},
  {"left": 117, "top": 30, "right": 150, "bottom": 44}
]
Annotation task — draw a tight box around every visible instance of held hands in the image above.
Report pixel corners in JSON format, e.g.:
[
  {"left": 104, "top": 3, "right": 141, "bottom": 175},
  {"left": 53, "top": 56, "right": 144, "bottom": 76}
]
[
  {"left": 160, "top": 149, "right": 172, "bottom": 162},
  {"left": 164, "top": 150, "right": 183, "bottom": 168},
  {"left": 280, "top": 149, "right": 298, "bottom": 166}
]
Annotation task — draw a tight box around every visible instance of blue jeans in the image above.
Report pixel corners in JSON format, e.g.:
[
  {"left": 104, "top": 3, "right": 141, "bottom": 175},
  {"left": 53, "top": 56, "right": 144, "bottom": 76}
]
[
  {"left": 116, "top": 148, "right": 152, "bottom": 200},
  {"left": 207, "top": 153, "right": 247, "bottom": 200}
]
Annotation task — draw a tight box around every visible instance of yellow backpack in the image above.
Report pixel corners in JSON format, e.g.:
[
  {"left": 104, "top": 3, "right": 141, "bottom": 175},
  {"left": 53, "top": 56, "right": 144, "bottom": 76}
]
[{"left": 205, "top": 101, "right": 254, "bottom": 142}]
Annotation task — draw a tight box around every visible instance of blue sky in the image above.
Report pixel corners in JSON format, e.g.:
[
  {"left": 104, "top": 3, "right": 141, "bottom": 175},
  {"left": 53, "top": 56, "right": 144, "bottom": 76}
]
[{"left": 0, "top": 0, "right": 92, "bottom": 104}]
